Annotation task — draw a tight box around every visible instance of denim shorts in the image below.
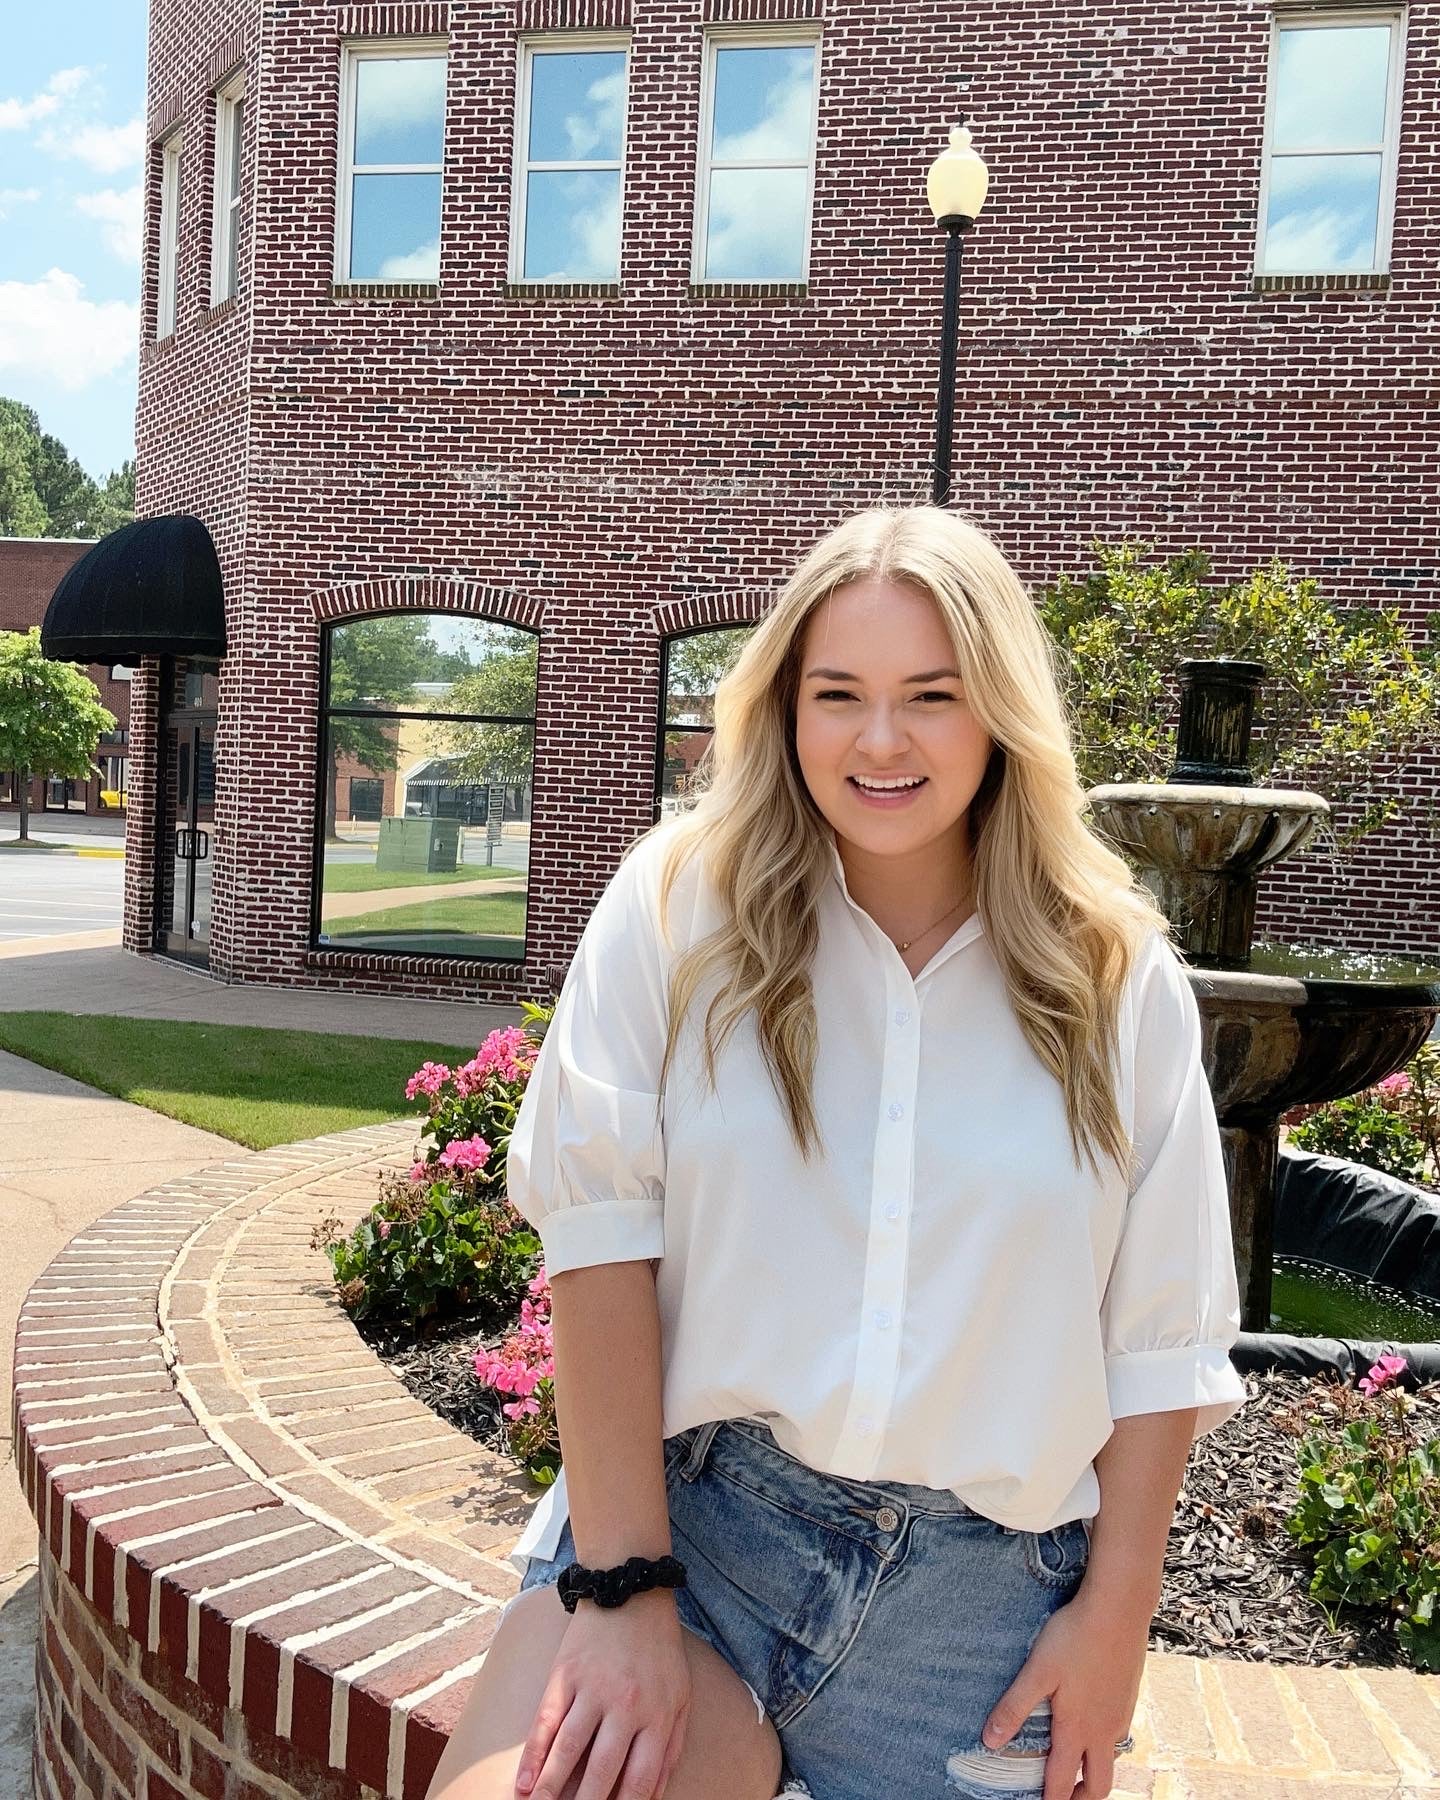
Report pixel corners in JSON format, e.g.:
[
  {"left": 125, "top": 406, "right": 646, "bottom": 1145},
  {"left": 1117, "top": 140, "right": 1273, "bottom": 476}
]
[{"left": 513, "top": 1416, "right": 1095, "bottom": 1799}]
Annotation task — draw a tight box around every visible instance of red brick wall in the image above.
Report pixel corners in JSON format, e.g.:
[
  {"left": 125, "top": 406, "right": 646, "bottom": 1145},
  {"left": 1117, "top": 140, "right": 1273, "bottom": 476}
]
[
  {"left": 130, "top": 0, "right": 1440, "bottom": 998},
  {"left": 0, "top": 538, "right": 134, "bottom": 815}
]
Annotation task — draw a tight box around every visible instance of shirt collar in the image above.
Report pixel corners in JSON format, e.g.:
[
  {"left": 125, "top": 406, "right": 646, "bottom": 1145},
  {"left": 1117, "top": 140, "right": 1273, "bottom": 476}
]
[{"left": 825, "top": 829, "right": 985, "bottom": 975}]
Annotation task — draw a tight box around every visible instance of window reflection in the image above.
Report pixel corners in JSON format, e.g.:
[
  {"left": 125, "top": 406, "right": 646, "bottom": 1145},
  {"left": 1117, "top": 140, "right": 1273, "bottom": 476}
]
[
  {"left": 657, "top": 626, "right": 754, "bottom": 816},
  {"left": 700, "top": 41, "right": 816, "bottom": 282},
  {"left": 318, "top": 616, "right": 536, "bottom": 960},
  {"left": 1261, "top": 20, "right": 1394, "bottom": 274},
  {"left": 518, "top": 48, "right": 627, "bottom": 281},
  {"left": 345, "top": 51, "right": 446, "bottom": 280}
]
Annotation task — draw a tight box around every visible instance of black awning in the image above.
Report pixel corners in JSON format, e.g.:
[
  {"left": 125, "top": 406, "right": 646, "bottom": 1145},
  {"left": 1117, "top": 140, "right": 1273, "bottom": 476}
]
[{"left": 41, "top": 513, "right": 226, "bottom": 664}]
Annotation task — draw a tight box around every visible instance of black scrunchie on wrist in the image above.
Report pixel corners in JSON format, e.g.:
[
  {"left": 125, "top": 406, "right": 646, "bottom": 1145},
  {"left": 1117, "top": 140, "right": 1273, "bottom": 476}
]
[{"left": 556, "top": 1554, "right": 689, "bottom": 1614}]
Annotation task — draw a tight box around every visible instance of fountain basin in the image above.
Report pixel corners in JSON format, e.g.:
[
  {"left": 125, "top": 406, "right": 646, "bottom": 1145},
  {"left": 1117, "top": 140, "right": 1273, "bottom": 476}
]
[
  {"left": 1187, "top": 968, "right": 1440, "bottom": 1330},
  {"left": 1088, "top": 782, "right": 1329, "bottom": 965}
]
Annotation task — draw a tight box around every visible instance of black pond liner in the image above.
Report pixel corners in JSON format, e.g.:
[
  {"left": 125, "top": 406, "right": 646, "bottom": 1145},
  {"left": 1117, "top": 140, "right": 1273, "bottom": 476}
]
[{"left": 1229, "top": 1146, "right": 1440, "bottom": 1382}]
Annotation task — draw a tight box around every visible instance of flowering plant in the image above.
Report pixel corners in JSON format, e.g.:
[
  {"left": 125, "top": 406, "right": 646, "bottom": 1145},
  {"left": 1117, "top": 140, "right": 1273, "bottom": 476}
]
[
  {"left": 312, "top": 1001, "right": 556, "bottom": 1327},
  {"left": 1282, "top": 1352, "right": 1440, "bottom": 1669},
  {"left": 474, "top": 1264, "right": 559, "bottom": 1481},
  {"left": 1283, "top": 1044, "right": 1437, "bottom": 1189}
]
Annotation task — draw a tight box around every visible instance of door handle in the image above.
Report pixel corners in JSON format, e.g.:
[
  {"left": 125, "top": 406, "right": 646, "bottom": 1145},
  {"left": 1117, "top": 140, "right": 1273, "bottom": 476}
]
[{"left": 194, "top": 830, "right": 210, "bottom": 861}]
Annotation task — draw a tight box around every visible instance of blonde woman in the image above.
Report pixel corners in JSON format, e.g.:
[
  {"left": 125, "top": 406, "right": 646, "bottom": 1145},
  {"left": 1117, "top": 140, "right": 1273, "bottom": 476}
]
[{"left": 425, "top": 505, "right": 1248, "bottom": 1800}]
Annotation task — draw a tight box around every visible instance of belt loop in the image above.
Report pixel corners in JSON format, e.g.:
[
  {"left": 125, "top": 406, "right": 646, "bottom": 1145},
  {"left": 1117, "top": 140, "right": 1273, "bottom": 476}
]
[{"left": 677, "top": 1417, "right": 724, "bottom": 1482}]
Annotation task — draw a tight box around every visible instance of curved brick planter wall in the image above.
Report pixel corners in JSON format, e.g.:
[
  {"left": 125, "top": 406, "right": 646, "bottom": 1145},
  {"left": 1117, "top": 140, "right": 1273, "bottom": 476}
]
[
  {"left": 14, "top": 1123, "right": 537, "bottom": 1800},
  {"left": 19, "top": 1122, "right": 1440, "bottom": 1800}
]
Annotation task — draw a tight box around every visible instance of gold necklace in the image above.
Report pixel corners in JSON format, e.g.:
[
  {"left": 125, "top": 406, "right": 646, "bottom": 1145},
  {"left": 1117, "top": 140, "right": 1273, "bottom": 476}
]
[{"left": 894, "top": 892, "right": 971, "bottom": 953}]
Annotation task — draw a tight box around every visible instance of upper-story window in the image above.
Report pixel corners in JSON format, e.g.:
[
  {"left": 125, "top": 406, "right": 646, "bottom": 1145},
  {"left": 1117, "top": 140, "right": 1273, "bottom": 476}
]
[
  {"left": 157, "top": 129, "right": 182, "bottom": 338},
  {"left": 1256, "top": 8, "right": 1405, "bottom": 275},
  {"left": 211, "top": 69, "right": 246, "bottom": 305},
  {"left": 337, "top": 41, "right": 447, "bottom": 282},
  {"left": 656, "top": 625, "right": 755, "bottom": 818},
  {"left": 511, "top": 36, "right": 629, "bottom": 282},
  {"left": 694, "top": 31, "right": 820, "bottom": 283}
]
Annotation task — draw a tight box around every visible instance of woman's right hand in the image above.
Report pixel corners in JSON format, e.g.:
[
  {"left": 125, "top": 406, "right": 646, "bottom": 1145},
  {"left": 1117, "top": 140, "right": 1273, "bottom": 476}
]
[{"left": 515, "top": 1588, "right": 693, "bottom": 1800}]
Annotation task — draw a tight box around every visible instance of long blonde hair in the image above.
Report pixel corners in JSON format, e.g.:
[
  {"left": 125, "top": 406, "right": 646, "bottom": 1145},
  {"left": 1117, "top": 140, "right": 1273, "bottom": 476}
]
[{"left": 645, "top": 504, "right": 1172, "bottom": 1184}]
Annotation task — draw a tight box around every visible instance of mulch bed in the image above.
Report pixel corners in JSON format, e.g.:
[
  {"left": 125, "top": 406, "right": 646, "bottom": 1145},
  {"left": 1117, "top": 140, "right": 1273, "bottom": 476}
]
[{"left": 356, "top": 1309, "right": 1439, "bottom": 1672}]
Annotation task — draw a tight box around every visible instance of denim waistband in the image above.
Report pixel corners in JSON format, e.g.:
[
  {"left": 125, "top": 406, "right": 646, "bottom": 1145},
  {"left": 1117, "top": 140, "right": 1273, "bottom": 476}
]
[{"left": 689, "top": 1416, "right": 988, "bottom": 1523}]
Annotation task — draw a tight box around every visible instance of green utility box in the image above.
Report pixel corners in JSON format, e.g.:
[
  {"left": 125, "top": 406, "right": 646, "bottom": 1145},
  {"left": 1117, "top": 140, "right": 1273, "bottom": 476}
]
[{"left": 375, "top": 816, "right": 462, "bottom": 874}]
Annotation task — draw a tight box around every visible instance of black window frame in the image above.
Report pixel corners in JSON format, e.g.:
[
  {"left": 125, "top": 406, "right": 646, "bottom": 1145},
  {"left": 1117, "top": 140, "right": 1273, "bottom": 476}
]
[{"left": 311, "top": 612, "right": 539, "bottom": 964}]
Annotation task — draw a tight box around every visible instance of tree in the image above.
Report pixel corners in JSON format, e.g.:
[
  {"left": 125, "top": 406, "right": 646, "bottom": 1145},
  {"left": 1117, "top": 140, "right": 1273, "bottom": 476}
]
[
  {"left": 1036, "top": 541, "right": 1440, "bottom": 855},
  {"left": 324, "top": 617, "right": 437, "bottom": 837},
  {"left": 0, "top": 396, "right": 136, "bottom": 538},
  {"left": 0, "top": 629, "right": 117, "bottom": 842},
  {"left": 427, "top": 638, "right": 539, "bottom": 788}
]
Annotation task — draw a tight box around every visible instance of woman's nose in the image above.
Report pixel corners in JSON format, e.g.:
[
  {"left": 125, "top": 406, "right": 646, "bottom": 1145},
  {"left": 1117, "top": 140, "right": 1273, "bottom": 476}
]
[{"left": 854, "top": 705, "right": 908, "bottom": 755}]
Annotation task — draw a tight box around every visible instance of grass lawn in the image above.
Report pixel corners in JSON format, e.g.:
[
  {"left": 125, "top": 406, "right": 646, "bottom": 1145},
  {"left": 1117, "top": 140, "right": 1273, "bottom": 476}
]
[
  {"left": 320, "top": 862, "right": 523, "bottom": 893},
  {"left": 0, "top": 1013, "right": 484, "bottom": 1149},
  {"left": 323, "top": 891, "right": 527, "bottom": 939}
]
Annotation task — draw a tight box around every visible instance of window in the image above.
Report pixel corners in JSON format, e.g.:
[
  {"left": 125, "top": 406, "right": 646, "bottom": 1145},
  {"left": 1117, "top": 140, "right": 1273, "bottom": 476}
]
[
  {"left": 512, "top": 36, "right": 628, "bottom": 281},
  {"left": 212, "top": 70, "right": 246, "bottom": 304},
  {"left": 337, "top": 41, "right": 447, "bottom": 281},
  {"left": 317, "top": 615, "right": 537, "bottom": 960},
  {"left": 1256, "top": 8, "right": 1405, "bottom": 275},
  {"left": 655, "top": 625, "right": 755, "bottom": 817},
  {"left": 695, "top": 32, "right": 820, "bottom": 282},
  {"left": 157, "top": 129, "right": 182, "bottom": 337}
]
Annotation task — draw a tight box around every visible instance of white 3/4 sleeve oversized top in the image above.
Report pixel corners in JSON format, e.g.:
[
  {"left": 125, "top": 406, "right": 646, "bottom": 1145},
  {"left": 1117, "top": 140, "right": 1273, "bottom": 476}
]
[{"left": 503, "top": 817, "right": 1249, "bottom": 1577}]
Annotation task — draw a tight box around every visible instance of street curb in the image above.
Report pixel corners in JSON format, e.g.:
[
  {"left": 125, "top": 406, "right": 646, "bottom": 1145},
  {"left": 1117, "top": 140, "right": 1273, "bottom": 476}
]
[{"left": 0, "top": 844, "right": 125, "bottom": 858}]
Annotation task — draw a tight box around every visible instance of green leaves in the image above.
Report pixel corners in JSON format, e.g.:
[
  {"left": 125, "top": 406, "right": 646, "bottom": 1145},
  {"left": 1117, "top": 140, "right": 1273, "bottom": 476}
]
[
  {"left": 0, "top": 628, "right": 117, "bottom": 781},
  {"left": 1284, "top": 1385, "right": 1440, "bottom": 1669},
  {"left": 1037, "top": 539, "right": 1440, "bottom": 856}
]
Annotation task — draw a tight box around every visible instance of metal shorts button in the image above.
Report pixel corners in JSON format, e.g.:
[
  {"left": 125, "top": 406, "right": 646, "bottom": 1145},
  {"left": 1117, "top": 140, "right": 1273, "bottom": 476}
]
[{"left": 875, "top": 1505, "right": 900, "bottom": 1531}]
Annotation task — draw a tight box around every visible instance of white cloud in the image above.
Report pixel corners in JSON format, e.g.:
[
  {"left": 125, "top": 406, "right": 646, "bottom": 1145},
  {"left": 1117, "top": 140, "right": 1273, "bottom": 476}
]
[
  {"left": 0, "top": 268, "right": 137, "bottom": 391},
  {"left": 74, "top": 184, "right": 143, "bottom": 263},
  {"left": 0, "top": 66, "right": 91, "bottom": 131},
  {"left": 0, "top": 187, "right": 42, "bottom": 218},
  {"left": 379, "top": 238, "right": 440, "bottom": 280},
  {"left": 560, "top": 68, "right": 626, "bottom": 160},
  {"left": 38, "top": 110, "right": 143, "bottom": 175}
]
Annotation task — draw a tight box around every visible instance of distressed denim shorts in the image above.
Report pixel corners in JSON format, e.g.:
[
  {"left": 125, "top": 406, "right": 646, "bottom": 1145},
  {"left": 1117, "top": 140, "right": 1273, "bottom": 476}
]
[{"left": 513, "top": 1415, "right": 1096, "bottom": 1799}]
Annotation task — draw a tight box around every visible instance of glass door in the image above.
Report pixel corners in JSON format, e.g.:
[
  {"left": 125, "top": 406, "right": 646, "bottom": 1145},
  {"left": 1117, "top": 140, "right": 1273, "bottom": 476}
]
[{"left": 156, "top": 660, "right": 219, "bottom": 965}]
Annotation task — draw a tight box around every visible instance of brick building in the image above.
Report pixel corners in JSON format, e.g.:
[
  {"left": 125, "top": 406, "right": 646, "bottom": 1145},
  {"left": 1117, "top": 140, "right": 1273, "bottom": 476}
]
[
  {"left": 1, "top": 537, "right": 133, "bottom": 818},
  {"left": 46, "top": 0, "right": 1438, "bottom": 997}
]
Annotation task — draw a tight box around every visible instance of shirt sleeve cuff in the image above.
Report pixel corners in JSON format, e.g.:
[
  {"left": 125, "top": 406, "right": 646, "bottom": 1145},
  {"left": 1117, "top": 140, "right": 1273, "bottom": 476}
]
[
  {"left": 1105, "top": 1342, "right": 1249, "bottom": 1439},
  {"left": 537, "top": 1199, "right": 666, "bottom": 1278}
]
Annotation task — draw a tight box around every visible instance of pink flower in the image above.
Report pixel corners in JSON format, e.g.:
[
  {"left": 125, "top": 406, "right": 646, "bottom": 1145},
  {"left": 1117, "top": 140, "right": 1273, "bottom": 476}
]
[
  {"left": 378, "top": 1219, "right": 392, "bottom": 1239},
  {"left": 405, "top": 1061, "right": 452, "bottom": 1101},
  {"left": 454, "top": 1027, "right": 539, "bottom": 1094},
  {"left": 438, "top": 1134, "right": 491, "bottom": 1174},
  {"left": 408, "top": 1161, "right": 428, "bottom": 1183},
  {"left": 1359, "top": 1352, "right": 1409, "bottom": 1395},
  {"left": 1377, "top": 1072, "right": 1413, "bottom": 1098}
]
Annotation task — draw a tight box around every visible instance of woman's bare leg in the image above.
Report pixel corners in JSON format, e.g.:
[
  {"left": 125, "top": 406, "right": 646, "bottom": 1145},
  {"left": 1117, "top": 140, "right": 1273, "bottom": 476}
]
[{"left": 425, "top": 1583, "right": 785, "bottom": 1800}]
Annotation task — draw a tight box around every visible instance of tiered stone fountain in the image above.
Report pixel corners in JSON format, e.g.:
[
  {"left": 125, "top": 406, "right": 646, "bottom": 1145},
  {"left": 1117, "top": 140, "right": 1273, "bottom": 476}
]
[{"left": 1086, "top": 659, "right": 1440, "bottom": 1333}]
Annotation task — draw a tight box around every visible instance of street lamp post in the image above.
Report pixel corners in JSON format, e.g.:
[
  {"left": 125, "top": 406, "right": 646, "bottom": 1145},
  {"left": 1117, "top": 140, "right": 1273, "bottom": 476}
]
[{"left": 926, "top": 119, "right": 990, "bottom": 507}]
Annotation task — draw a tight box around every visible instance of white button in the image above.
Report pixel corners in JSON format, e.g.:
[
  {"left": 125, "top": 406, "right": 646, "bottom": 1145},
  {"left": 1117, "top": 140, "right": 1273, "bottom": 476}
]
[
  {"left": 893, "top": 1008, "right": 911, "bottom": 1026},
  {"left": 887, "top": 1101, "right": 905, "bottom": 1121},
  {"left": 856, "top": 1416, "right": 874, "bottom": 1435},
  {"left": 884, "top": 1201, "right": 901, "bottom": 1220},
  {"left": 873, "top": 1308, "right": 892, "bottom": 1328}
]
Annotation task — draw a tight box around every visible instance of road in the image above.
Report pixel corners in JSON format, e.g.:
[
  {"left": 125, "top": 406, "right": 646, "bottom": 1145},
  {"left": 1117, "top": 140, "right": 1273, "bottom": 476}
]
[{"left": 0, "top": 851, "right": 124, "bottom": 942}]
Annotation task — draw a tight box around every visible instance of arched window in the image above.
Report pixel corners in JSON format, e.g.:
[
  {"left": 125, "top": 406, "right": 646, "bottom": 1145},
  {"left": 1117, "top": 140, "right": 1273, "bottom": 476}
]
[
  {"left": 655, "top": 625, "right": 755, "bottom": 820},
  {"left": 315, "top": 614, "right": 537, "bottom": 961}
]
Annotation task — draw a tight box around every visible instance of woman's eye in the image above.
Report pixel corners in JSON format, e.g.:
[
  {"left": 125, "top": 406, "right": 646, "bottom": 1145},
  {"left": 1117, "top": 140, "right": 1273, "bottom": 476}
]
[
  {"left": 815, "top": 690, "right": 855, "bottom": 701},
  {"left": 915, "top": 691, "right": 957, "bottom": 703}
]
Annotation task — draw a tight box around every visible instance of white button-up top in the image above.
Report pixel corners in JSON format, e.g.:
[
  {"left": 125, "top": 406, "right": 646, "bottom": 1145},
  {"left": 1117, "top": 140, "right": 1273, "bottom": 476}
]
[{"left": 504, "top": 818, "right": 1248, "bottom": 1576}]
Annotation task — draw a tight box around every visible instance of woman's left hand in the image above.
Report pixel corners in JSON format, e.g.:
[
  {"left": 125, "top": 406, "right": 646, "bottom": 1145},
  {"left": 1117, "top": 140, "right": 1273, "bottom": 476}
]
[{"left": 977, "top": 1587, "right": 1150, "bottom": 1800}]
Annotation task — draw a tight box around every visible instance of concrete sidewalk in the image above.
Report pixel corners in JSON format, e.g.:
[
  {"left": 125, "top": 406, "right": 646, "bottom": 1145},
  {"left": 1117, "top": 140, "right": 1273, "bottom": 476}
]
[
  {"left": 0, "top": 940, "right": 521, "bottom": 1040},
  {"left": 0, "top": 1050, "right": 241, "bottom": 1797}
]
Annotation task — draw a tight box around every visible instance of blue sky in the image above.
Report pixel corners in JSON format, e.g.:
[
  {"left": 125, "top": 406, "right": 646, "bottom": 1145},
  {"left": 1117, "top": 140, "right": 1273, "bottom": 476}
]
[{"left": 0, "top": 7, "right": 145, "bottom": 485}]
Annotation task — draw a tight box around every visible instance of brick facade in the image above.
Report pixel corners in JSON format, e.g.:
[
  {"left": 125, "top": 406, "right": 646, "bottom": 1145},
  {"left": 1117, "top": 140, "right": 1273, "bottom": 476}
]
[
  {"left": 0, "top": 538, "right": 134, "bottom": 817},
  {"left": 127, "top": 0, "right": 1438, "bottom": 998}
]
